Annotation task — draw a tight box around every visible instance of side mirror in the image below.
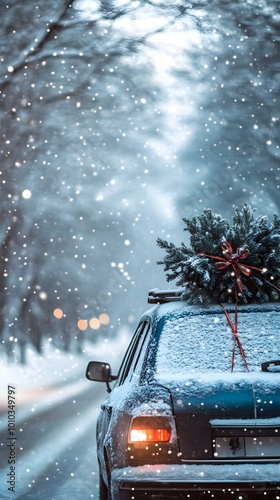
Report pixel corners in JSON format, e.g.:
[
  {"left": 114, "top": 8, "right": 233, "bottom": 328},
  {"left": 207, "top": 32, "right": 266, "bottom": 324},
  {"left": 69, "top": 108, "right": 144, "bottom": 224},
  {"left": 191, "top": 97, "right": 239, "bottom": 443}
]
[{"left": 86, "top": 361, "right": 117, "bottom": 392}]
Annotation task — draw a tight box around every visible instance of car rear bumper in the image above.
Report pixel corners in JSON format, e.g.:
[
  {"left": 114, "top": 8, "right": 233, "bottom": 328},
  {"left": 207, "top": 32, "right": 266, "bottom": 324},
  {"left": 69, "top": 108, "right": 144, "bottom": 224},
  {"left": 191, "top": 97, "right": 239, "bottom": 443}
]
[{"left": 111, "top": 463, "right": 280, "bottom": 499}]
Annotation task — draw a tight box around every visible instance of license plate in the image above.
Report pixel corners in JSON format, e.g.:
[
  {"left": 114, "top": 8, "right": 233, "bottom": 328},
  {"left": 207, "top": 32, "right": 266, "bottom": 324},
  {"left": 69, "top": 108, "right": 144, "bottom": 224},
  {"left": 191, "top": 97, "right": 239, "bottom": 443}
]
[{"left": 214, "top": 436, "right": 280, "bottom": 458}]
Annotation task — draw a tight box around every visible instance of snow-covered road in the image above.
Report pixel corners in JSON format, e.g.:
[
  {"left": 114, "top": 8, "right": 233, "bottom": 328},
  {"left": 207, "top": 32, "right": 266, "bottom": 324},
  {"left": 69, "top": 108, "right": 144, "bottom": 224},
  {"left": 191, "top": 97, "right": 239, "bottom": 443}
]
[
  {"left": 0, "top": 372, "right": 104, "bottom": 499},
  {"left": 0, "top": 333, "right": 130, "bottom": 499}
]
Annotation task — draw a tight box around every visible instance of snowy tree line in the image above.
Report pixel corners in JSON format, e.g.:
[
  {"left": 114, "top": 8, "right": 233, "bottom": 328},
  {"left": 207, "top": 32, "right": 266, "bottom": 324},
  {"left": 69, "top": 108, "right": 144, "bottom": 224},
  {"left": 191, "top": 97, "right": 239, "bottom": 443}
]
[{"left": 0, "top": 0, "right": 279, "bottom": 362}]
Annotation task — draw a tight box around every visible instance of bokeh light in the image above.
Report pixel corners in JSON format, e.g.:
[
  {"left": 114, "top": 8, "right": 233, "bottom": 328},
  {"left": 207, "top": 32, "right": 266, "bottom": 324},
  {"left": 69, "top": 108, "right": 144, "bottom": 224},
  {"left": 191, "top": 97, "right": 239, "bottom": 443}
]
[
  {"left": 22, "top": 189, "right": 32, "bottom": 199},
  {"left": 89, "top": 317, "right": 100, "bottom": 330},
  {"left": 53, "top": 308, "right": 63, "bottom": 319},
  {"left": 99, "top": 313, "right": 110, "bottom": 325},
  {"left": 77, "top": 319, "right": 88, "bottom": 331}
]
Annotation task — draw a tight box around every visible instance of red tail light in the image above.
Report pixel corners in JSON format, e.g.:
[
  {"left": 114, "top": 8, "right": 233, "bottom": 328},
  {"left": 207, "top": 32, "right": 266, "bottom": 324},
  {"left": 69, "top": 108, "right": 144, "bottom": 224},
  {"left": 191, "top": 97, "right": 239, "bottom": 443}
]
[{"left": 129, "top": 416, "right": 171, "bottom": 443}]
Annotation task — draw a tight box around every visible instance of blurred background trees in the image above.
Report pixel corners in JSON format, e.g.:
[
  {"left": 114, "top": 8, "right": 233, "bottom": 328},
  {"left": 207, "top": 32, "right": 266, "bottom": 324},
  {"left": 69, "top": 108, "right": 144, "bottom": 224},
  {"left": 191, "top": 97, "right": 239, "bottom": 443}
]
[{"left": 1, "top": 0, "right": 279, "bottom": 361}]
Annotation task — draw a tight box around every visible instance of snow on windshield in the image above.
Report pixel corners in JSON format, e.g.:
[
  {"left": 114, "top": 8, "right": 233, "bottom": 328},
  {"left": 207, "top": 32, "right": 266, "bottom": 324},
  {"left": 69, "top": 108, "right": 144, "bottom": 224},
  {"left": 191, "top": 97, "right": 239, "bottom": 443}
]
[{"left": 155, "top": 310, "right": 280, "bottom": 375}]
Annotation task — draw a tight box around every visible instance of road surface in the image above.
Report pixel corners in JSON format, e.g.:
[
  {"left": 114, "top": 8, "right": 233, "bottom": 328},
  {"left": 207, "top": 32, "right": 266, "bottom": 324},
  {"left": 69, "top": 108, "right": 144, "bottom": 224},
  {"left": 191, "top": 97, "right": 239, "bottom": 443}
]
[{"left": 0, "top": 376, "right": 105, "bottom": 499}]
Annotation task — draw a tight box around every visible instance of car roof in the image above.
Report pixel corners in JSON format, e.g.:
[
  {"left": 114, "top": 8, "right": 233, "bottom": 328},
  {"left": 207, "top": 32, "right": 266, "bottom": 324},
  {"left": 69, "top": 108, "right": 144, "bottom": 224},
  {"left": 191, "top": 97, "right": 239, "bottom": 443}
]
[{"left": 142, "top": 299, "right": 280, "bottom": 323}]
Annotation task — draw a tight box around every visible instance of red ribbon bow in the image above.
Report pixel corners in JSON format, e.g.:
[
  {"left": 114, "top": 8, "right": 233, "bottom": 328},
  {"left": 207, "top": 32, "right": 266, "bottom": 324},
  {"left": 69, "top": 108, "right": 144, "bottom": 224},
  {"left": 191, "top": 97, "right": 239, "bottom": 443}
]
[
  {"left": 198, "top": 241, "right": 265, "bottom": 294},
  {"left": 207, "top": 241, "right": 251, "bottom": 293}
]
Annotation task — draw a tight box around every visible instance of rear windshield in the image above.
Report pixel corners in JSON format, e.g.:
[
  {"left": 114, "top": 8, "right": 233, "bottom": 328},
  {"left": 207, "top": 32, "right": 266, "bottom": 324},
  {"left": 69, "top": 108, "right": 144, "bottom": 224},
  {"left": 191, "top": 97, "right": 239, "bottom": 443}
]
[{"left": 155, "top": 310, "right": 280, "bottom": 374}]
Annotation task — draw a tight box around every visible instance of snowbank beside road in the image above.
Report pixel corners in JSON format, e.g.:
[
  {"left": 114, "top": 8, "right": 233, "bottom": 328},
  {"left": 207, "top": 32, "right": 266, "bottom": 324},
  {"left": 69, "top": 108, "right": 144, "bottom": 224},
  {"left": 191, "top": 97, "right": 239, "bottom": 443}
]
[{"left": 0, "top": 326, "right": 131, "bottom": 406}]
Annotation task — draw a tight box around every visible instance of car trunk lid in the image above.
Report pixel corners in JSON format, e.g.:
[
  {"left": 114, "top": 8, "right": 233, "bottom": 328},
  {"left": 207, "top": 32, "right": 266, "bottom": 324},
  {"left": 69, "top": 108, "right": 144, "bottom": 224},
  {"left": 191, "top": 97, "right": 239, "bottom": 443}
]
[{"left": 160, "top": 373, "right": 280, "bottom": 460}]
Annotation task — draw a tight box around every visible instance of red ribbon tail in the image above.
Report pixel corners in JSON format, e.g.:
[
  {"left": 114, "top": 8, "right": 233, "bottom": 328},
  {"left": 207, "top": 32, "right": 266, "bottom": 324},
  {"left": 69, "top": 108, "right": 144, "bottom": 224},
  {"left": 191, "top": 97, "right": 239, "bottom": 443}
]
[
  {"left": 236, "top": 335, "right": 250, "bottom": 372},
  {"left": 231, "top": 337, "right": 236, "bottom": 372},
  {"left": 220, "top": 303, "right": 250, "bottom": 372}
]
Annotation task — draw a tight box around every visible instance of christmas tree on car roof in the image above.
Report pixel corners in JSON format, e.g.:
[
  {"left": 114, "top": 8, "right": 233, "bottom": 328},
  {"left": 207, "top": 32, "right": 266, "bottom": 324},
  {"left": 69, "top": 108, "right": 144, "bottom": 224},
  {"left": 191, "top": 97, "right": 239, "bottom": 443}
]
[{"left": 157, "top": 203, "right": 280, "bottom": 306}]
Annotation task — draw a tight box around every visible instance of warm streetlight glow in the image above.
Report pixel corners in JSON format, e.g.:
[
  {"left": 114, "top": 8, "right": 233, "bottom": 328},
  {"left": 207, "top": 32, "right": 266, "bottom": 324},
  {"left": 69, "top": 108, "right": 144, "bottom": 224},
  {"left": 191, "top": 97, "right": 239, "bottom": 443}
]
[
  {"left": 99, "top": 313, "right": 110, "bottom": 325},
  {"left": 89, "top": 317, "right": 100, "bottom": 330},
  {"left": 89, "top": 314, "right": 110, "bottom": 330},
  {"left": 53, "top": 308, "right": 63, "bottom": 319},
  {"left": 77, "top": 319, "right": 88, "bottom": 331}
]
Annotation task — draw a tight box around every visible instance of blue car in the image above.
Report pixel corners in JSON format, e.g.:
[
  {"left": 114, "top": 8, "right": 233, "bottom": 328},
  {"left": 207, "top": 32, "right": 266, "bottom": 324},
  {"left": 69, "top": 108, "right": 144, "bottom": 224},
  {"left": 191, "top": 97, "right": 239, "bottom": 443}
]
[{"left": 86, "top": 289, "right": 280, "bottom": 499}]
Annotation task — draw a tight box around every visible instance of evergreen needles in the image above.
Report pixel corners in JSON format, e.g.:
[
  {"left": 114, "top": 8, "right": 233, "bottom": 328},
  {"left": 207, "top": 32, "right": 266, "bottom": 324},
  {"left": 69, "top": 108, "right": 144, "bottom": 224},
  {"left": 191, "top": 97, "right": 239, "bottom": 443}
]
[{"left": 157, "top": 203, "right": 280, "bottom": 304}]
